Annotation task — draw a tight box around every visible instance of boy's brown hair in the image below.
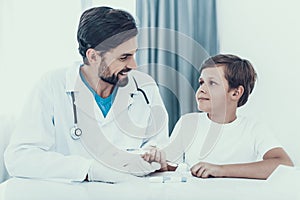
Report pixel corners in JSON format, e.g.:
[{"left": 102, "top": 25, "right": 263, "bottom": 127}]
[{"left": 200, "top": 54, "right": 257, "bottom": 107}]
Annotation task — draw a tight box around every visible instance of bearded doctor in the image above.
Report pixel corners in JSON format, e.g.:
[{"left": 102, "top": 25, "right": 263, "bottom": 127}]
[{"left": 4, "top": 6, "right": 169, "bottom": 182}]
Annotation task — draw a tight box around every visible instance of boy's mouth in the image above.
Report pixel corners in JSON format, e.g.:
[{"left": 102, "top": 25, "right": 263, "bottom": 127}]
[{"left": 198, "top": 97, "right": 210, "bottom": 101}]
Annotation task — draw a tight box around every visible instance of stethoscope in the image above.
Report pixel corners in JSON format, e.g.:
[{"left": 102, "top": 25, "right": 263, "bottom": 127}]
[
  {"left": 70, "top": 76, "right": 149, "bottom": 140},
  {"left": 70, "top": 91, "right": 83, "bottom": 140}
]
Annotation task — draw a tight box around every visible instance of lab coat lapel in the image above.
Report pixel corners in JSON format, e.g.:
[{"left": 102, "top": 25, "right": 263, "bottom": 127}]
[
  {"left": 103, "top": 73, "right": 136, "bottom": 124},
  {"left": 65, "top": 65, "right": 137, "bottom": 125},
  {"left": 65, "top": 63, "right": 103, "bottom": 122}
]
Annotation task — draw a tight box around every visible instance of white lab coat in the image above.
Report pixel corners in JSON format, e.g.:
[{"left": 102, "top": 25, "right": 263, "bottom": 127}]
[{"left": 4, "top": 63, "right": 169, "bottom": 182}]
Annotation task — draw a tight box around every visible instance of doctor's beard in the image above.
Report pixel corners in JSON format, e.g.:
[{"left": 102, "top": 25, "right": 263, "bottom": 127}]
[{"left": 98, "top": 60, "right": 130, "bottom": 87}]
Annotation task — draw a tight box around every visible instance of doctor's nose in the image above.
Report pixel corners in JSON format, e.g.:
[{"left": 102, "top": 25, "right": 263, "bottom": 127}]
[{"left": 127, "top": 57, "right": 137, "bottom": 70}]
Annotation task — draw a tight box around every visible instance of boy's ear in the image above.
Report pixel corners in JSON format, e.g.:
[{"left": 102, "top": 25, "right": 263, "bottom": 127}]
[
  {"left": 86, "top": 49, "right": 101, "bottom": 65},
  {"left": 231, "top": 85, "right": 244, "bottom": 101}
]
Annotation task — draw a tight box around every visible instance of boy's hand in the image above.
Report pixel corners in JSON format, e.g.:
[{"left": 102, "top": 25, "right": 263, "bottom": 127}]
[
  {"left": 190, "top": 162, "right": 224, "bottom": 178},
  {"left": 141, "top": 147, "right": 168, "bottom": 171}
]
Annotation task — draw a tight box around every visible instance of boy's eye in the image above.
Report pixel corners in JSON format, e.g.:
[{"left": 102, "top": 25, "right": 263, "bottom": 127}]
[{"left": 209, "top": 81, "right": 217, "bottom": 86}]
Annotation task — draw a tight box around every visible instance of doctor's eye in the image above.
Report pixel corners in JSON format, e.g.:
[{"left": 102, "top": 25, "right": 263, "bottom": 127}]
[{"left": 119, "top": 55, "right": 129, "bottom": 62}]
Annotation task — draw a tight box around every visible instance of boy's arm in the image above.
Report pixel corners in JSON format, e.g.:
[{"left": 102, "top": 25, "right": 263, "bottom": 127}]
[{"left": 191, "top": 147, "right": 293, "bottom": 179}]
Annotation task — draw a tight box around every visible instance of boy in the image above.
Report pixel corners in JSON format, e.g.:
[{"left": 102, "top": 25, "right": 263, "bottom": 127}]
[{"left": 143, "top": 54, "right": 293, "bottom": 179}]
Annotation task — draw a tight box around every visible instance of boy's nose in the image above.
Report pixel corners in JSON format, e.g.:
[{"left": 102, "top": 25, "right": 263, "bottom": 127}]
[
  {"left": 196, "top": 86, "right": 205, "bottom": 99},
  {"left": 198, "top": 84, "right": 207, "bottom": 94}
]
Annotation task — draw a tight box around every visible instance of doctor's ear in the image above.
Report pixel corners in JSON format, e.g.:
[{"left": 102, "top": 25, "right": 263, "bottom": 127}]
[{"left": 86, "top": 49, "right": 101, "bottom": 64}]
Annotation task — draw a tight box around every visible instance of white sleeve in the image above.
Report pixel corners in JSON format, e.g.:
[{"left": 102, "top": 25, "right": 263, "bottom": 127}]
[
  {"left": 4, "top": 75, "right": 91, "bottom": 182},
  {"left": 253, "top": 122, "right": 283, "bottom": 160},
  {"left": 149, "top": 83, "right": 169, "bottom": 147},
  {"left": 169, "top": 117, "right": 183, "bottom": 164},
  {"left": 169, "top": 116, "right": 183, "bottom": 141},
  {"left": 167, "top": 114, "right": 201, "bottom": 164}
]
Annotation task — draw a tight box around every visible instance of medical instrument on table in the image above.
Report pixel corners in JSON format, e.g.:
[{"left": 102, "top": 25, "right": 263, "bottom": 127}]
[
  {"left": 149, "top": 153, "right": 189, "bottom": 183},
  {"left": 176, "top": 152, "right": 190, "bottom": 173},
  {"left": 149, "top": 176, "right": 187, "bottom": 183},
  {"left": 173, "top": 153, "right": 190, "bottom": 179},
  {"left": 69, "top": 76, "right": 150, "bottom": 140}
]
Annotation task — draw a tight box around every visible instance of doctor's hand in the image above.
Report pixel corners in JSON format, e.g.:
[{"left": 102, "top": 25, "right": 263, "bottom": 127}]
[
  {"left": 141, "top": 147, "right": 168, "bottom": 172},
  {"left": 190, "top": 162, "right": 224, "bottom": 178},
  {"left": 124, "top": 156, "right": 162, "bottom": 177}
]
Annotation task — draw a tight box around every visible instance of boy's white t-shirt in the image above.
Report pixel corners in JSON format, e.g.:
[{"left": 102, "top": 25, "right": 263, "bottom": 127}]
[{"left": 171, "top": 112, "right": 282, "bottom": 166}]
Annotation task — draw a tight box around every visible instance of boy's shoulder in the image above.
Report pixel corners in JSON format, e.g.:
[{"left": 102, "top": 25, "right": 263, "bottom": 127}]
[
  {"left": 178, "top": 112, "right": 208, "bottom": 125},
  {"left": 180, "top": 112, "right": 207, "bottom": 120},
  {"left": 179, "top": 113, "right": 263, "bottom": 128},
  {"left": 236, "top": 115, "right": 263, "bottom": 127}
]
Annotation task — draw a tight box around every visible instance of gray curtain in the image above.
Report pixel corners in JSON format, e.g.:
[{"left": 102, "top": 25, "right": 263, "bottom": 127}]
[{"left": 136, "top": 0, "right": 219, "bottom": 133}]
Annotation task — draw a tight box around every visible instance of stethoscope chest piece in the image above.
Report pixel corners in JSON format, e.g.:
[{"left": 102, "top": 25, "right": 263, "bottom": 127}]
[{"left": 70, "top": 126, "right": 82, "bottom": 140}]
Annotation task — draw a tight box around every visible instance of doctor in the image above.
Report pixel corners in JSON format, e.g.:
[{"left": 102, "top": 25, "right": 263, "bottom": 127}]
[{"left": 4, "top": 6, "right": 169, "bottom": 182}]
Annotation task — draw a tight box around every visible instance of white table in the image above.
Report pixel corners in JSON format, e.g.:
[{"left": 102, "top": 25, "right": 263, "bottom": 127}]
[{"left": 0, "top": 166, "right": 299, "bottom": 200}]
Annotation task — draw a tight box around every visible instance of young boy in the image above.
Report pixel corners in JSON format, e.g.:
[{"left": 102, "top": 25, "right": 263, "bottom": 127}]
[{"left": 143, "top": 54, "right": 293, "bottom": 179}]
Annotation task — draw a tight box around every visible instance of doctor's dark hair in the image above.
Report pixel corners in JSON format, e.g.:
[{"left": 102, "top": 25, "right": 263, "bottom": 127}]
[
  {"left": 200, "top": 54, "right": 257, "bottom": 107},
  {"left": 77, "top": 6, "right": 138, "bottom": 64}
]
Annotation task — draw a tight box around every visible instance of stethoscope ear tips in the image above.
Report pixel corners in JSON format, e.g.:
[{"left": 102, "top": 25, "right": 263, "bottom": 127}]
[{"left": 70, "top": 126, "right": 82, "bottom": 140}]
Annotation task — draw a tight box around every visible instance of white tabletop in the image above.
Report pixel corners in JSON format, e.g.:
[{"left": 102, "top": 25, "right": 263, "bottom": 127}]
[{"left": 0, "top": 165, "right": 299, "bottom": 200}]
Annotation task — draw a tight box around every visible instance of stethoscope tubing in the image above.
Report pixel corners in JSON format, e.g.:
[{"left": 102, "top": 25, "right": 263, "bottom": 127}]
[
  {"left": 70, "top": 76, "right": 149, "bottom": 140},
  {"left": 71, "top": 91, "right": 78, "bottom": 124}
]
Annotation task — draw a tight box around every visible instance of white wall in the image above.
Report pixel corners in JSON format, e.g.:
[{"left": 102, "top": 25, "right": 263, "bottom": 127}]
[
  {"left": 0, "top": 0, "right": 82, "bottom": 117},
  {"left": 91, "top": 0, "right": 136, "bottom": 17},
  {"left": 217, "top": 0, "right": 300, "bottom": 165},
  {"left": 0, "top": 0, "right": 136, "bottom": 118}
]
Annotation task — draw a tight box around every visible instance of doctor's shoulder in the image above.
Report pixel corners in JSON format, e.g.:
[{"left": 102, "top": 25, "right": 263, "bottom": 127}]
[
  {"left": 36, "top": 66, "right": 67, "bottom": 83},
  {"left": 36, "top": 67, "right": 69, "bottom": 90}
]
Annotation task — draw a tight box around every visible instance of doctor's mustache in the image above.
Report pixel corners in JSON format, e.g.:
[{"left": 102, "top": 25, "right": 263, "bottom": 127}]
[
  {"left": 100, "top": 67, "right": 132, "bottom": 86},
  {"left": 119, "top": 67, "right": 132, "bottom": 74}
]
